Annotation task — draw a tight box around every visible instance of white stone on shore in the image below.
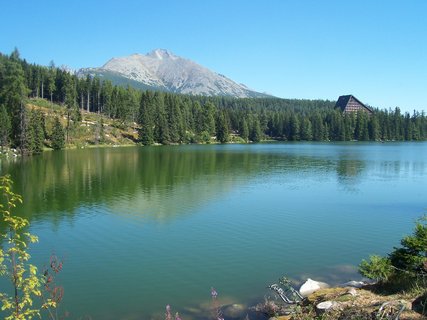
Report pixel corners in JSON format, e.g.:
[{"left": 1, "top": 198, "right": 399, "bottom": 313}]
[
  {"left": 347, "top": 287, "right": 357, "bottom": 296},
  {"left": 299, "top": 278, "right": 329, "bottom": 297},
  {"left": 316, "top": 300, "right": 340, "bottom": 312}
]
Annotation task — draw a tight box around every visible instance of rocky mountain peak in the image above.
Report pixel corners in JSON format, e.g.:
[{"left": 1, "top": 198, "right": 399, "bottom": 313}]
[
  {"left": 147, "top": 49, "right": 177, "bottom": 60},
  {"left": 78, "top": 49, "right": 270, "bottom": 98}
]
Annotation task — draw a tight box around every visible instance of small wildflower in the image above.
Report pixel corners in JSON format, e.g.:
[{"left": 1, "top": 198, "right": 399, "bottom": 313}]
[
  {"left": 165, "top": 304, "right": 172, "bottom": 320},
  {"left": 211, "top": 287, "right": 218, "bottom": 299},
  {"left": 175, "top": 312, "right": 182, "bottom": 320}
]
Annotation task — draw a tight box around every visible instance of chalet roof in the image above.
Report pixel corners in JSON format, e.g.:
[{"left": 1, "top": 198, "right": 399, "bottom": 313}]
[{"left": 335, "top": 95, "right": 373, "bottom": 113}]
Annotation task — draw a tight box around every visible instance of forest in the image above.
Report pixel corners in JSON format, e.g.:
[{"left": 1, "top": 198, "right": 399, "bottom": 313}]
[{"left": 1, "top": 49, "right": 427, "bottom": 155}]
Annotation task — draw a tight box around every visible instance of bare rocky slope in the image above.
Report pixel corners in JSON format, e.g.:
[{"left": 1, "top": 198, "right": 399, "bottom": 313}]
[{"left": 78, "top": 49, "right": 270, "bottom": 98}]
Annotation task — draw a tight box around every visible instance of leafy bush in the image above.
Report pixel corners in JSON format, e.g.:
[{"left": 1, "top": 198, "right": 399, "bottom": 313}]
[{"left": 0, "top": 175, "right": 62, "bottom": 319}]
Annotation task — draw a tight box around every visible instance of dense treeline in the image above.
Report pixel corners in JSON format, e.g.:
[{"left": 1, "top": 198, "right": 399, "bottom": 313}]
[{"left": 1, "top": 49, "right": 426, "bottom": 154}]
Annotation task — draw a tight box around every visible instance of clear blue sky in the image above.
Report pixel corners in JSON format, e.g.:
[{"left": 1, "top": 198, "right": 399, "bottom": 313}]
[{"left": 1, "top": 0, "right": 426, "bottom": 113}]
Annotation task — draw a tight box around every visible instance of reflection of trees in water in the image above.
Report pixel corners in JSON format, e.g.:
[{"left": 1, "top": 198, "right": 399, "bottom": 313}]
[
  {"left": 335, "top": 155, "right": 366, "bottom": 192},
  {"left": 1, "top": 146, "right": 340, "bottom": 224},
  {"left": 0, "top": 147, "right": 269, "bottom": 222}
]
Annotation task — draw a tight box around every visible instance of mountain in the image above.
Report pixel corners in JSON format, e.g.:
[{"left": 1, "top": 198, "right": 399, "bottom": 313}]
[{"left": 77, "top": 49, "right": 270, "bottom": 98}]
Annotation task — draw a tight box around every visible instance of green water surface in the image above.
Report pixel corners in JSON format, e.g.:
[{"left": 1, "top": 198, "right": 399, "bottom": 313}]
[{"left": 0, "top": 142, "right": 426, "bottom": 319}]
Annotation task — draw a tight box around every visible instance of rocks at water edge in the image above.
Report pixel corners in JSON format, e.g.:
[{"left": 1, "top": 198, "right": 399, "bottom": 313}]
[
  {"left": 346, "top": 287, "right": 358, "bottom": 296},
  {"left": 222, "top": 303, "right": 246, "bottom": 319},
  {"left": 299, "top": 278, "right": 330, "bottom": 297},
  {"left": 339, "top": 280, "right": 366, "bottom": 288},
  {"left": 316, "top": 300, "right": 340, "bottom": 313}
]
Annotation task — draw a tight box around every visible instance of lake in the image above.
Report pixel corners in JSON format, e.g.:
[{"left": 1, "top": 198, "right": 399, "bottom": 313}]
[{"left": 1, "top": 142, "right": 426, "bottom": 319}]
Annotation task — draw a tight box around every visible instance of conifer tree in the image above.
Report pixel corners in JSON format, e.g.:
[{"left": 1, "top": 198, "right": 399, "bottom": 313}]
[
  {"left": 0, "top": 104, "right": 11, "bottom": 149},
  {"left": 240, "top": 118, "right": 249, "bottom": 142},
  {"left": 51, "top": 116, "right": 65, "bottom": 150},
  {"left": 26, "top": 109, "right": 45, "bottom": 154},
  {"left": 300, "top": 118, "right": 313, "bottom": 141},
  {"left": 250, "top": 118, "right": 262, "bottom": 142},
  {"left": 290, "top": 114, "right": 300, "bottom": 141},
  {"left": 138, "top": 92, "right": 154, "bottom": 145},
  {"left": 0, "top": 59, "right": 29, "bottom": 150},
  {"left": 203, "top": 102, "right": 216, "bottom": 135},
  {"left": 216, "top": 111, "right": 229, "bottom": 143}
]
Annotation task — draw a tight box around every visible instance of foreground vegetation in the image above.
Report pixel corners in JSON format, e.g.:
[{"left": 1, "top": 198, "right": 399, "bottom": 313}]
[
  {"left": 263, "top": 217, "right": 426, "bottom": 320},
  {"left": 1, "top": 49, "right": 427, "bottom": 156},
  {"left": 0, "top": 175, "right": 63, "bottom": 319}
]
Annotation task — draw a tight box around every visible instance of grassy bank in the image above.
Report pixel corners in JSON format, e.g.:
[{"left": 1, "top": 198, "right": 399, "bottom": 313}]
[{"left": 26, "top": 98, "right": 139, "bottom": 150}]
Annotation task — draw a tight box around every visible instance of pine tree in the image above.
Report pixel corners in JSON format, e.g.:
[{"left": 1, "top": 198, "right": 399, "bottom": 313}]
[
  {"left": 216, "top": 111, "right": 229, "bottom": 143},
  {"left": 26, "top": 109, "right": 44, "bottom": 154},
  {"left": 0, "top": 59, "right": 29, "bottom": 150},
  {"left": 51, "top": 117, "right": 65, "bottom": 150},
  {"left": 203, "top": 102, "right": 216, "bottom": 135},
  {"left": 47, "top": 61, "right": 56, "bottom": 103},
  {"left": 290, "top": 114, "right": 300, "bottom": 141},
  {"left": 312, "top": 113, "right": 324, "bottom": 141},
  {"left": 300, "top": 118, "right": 313, "bottom": 141},
  {"left": 355, "top": 111, "right": 369, "bottom": 141},
  {"left": 250, "top": 118, "right": 262, "bottom": 142},
  {"left": 63, "top": 74, "right": 77, "bottom": 143},
  {"left": 368, "top": 115, "right": 380, "bottom": 141},
  {"left": 167, "top": 96, "right": 184, "bottom": 143},
  {"left": 138, "top": 92, "right": 154, "bottom": 145},
  {"left": 0, "top": 104, "right": 11, "bottom": 149},
  {"left": 240, "top": 118, "right": 249, "bottom": 142}
]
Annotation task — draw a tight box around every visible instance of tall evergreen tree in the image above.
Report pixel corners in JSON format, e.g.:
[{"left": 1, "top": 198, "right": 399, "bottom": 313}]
[
  {"left": 51, "top": 117, "right": 65, "bottom": 150},
  {"left": 300, "top": 118, "right": 313, "bottom": 141},
  {"left": 47, "top": 61, "right": 56, "bottom": 103},
  {"left": 290, "top": 114, "right": 300, "bottom": 141},
  {"left": 355, "top": 111, "right": 369, "bottom": 141},
  {"left": 26, "top": 109, "right": 45, "bottom": 154},
  {"left": 138, "top": 91, "right": 154, "bottom": 145},
  {"left": 240, "top": 118, "right": 249, "bottom": 142},
  {"left": 203, "top": 102, "right": 216, "bottom": 135},
  {"left": 312, "top": 113, "right": 324, "bottom": 141},
  {"left": 0, "top": 104, "right": 11, "bottom": 149},
  {"left": 216, "top": 111, "right": 229, "bottom": 143},
  {"left": 250, "top": 117, "right": 262, "bottom": 142},
  {"left": 0, "top": 59, "right": 29, "bottom": 151}
]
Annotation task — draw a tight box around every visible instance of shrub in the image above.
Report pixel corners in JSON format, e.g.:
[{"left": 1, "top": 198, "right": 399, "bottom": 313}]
[
  {"left": 359, "top": 255, "right": 393, "bottom": 282},
  {"left": 359, "top": 216, "right": 427, "bottom": 288}
]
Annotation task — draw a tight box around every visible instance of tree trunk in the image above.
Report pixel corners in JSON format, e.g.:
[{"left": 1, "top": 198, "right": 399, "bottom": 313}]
[
  {"left": 87, "top": 91, "right": 90, "bottom": 113},
  {"left": 97, "top": 90, "right": 100, "bottom": 114}
]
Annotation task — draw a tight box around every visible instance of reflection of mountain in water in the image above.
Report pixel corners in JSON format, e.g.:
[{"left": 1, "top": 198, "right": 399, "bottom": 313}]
[{"left": 0, "top": 144, "right": 385, "bottom": 224}]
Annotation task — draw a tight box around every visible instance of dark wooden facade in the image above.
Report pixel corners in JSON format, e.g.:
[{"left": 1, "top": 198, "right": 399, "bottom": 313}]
[{"left": 335, "top": 95, "right": 373, "bottom": 114}]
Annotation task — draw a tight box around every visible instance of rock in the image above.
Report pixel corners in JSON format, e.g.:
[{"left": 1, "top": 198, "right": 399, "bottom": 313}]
[
  {"left": 268, "top": 316, "right": 292, "bottom": 320},
  {"left": 222, "top": 303, "right": 246, "bottom": 319},
  {"left": 316, "top": 300, "right": 340, "bottom": 313},
  {"left": 340, "top": 280, "right": 366, "bottom": 288},
  {"left": 299, "top": 278, "right": 330, "bottom": 297},
  {"left": 347, "top": 287, "right": 357, "bottom": 296}
]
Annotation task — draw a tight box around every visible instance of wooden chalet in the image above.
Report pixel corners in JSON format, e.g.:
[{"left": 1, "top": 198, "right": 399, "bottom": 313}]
[{"left": 335, "top": 95, "right": 373, "bottom": 114}]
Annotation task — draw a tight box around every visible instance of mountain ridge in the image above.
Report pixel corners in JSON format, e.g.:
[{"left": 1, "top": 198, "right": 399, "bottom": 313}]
[{"left": 77, "top": 49, "right": 271, "bottom": 98}]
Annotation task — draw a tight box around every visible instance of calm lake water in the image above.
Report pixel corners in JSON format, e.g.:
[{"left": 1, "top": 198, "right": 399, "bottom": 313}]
[{"left": 1, "top": 142, "right": 426, "bottom": 319}]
